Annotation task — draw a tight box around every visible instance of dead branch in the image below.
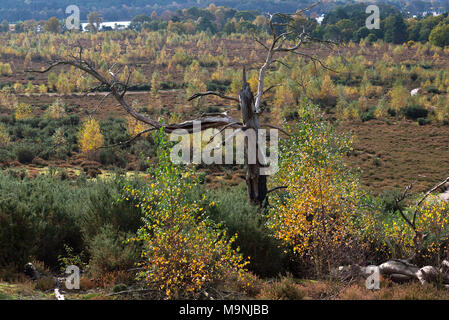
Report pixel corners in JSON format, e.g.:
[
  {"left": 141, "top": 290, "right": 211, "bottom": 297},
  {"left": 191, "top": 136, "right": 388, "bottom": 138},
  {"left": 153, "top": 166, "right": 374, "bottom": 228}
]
[
  {"left": 97, "top": 127, "right": 156, "bottom": 149},
  {"left": 394, "top": 177, "right": 449, "bottom": 261},
  {"left": 89, "top": 92, "right": 112, "bottom": 116},
  {"left": 267, "top": 186, "right": 287, "bottom": 194},
  {"left": 251, "top": 1, "right": 333, "bottom": 115},
  {"left": 260, "top": 123, "right": 291, "bottom": 136},
  {"left": 262, "top": 84, "right": 281, "bottom": 95},
  {"left": 27, "top": 50, "right": 241, "bottom": 134},
  {"left": 188, "top": 91, "right": 239, "bottom": 103},
  {"left": 206, "top": 121, "right": 244, "bottom": 144},
  {"left": 417, "top": 177, "right": 449, "bottom": 208}
]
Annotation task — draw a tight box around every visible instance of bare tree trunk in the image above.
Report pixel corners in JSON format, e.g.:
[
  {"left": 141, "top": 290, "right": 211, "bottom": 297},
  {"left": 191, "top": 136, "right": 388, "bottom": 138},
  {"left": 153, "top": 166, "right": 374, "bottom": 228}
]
[{"left": 239, "top": 68, "right": 267, "bottom": 206}]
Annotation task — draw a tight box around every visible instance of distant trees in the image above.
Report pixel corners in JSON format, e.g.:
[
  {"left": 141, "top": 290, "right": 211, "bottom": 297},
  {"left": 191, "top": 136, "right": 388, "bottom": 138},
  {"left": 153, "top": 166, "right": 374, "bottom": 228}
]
[
  {"left": 0, "top": 20, "right": 9, "bottom": 33},
  {"left": 407, "top": 14, "right": 447, "bottom": 43},
  {"left": 44, "top": 17, "right": 61, "bottom": 33},
  {"left": 429, "top": 22, "right": 449, "bottom": 47},
  {"left": 316, "top": 3, "right": 449, "bottom": 45},
  {"left": 87, "top": 11, "right": 103, "bottom": 33},
  {"left": 125, "top": 5, "right": 264, "bottom": 36},
  {"left": 319, "top": 3, "right": 399, "bottom": 42},
  {"left": 129, "top": 14, "right": 151, "bottom": 31},
  {"left": 14, "top": 22, "right": 24, "bottom": 33},
  {"left": 1, "top": 1, "right": 447, "bottom": 48},
  {"left": 384, "top": 14, "right": 408, "bottom": 44}
]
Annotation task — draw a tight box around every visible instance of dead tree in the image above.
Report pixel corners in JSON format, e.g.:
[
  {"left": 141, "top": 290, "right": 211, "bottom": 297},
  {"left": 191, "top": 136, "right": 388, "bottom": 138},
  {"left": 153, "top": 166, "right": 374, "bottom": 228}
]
[
  {"left": 189, "top": 2, "right": 333, "bottom": 205},
  {"left": 28, "top": 2, "right": 330, "bottom": 206}
]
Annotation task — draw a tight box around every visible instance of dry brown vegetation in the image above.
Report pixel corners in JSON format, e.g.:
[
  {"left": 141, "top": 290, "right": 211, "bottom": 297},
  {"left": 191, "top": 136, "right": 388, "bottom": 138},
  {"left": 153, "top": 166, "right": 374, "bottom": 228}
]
[{"left": 2, "top": 37, "right": 449, "bottom": 194}]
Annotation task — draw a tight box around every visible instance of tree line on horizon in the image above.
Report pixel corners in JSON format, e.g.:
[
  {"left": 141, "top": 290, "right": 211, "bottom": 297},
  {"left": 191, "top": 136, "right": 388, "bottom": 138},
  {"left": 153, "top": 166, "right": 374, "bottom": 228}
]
[
  {"left": 0, "top": 0, "right": 448, "bottom": 23},
  {"left": 1, "top": 3, "right": 449, "bottom": 47}
]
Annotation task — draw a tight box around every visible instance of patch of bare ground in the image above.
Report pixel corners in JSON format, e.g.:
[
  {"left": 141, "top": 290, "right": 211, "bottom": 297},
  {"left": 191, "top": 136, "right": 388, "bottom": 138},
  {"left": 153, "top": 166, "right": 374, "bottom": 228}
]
[{"left": 343, "top": 119, "right": 449, "bottom": 194}]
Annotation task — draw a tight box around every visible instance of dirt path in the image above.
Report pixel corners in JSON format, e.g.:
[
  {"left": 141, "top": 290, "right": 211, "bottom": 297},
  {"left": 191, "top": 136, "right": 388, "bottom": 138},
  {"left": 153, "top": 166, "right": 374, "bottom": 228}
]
[{"left": 17, "top": 91, "right": 152, "bottom": 97}]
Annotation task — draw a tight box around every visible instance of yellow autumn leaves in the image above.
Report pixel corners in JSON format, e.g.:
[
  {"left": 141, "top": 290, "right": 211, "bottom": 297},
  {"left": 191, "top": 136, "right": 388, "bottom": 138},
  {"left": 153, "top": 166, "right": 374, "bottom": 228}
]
[
  {"left": 267, "top": 104, "right": 363, "bottom": 276},
  {"left": 78, "top": 116, "right": 148, "bottom": 153},
  {"left": 78, "top": 118, "right": 104, "bottom": 153},
  {"left": 123, "top": 133, "right": 248, "bottom": 299}
]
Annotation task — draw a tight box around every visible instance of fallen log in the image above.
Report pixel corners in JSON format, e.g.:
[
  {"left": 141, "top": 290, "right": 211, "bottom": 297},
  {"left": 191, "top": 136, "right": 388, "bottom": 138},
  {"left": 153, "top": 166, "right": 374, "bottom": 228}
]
[
  {"left": 378, "top": 259, "right": 420, "bottom": 278},
  {"left": 334, "top": 260, "right": 449, "bottom": 287}
]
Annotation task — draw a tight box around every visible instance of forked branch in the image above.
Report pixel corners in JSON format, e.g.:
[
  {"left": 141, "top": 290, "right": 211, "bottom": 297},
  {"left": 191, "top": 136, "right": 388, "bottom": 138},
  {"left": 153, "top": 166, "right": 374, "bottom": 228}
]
[
  {"left": 252, "top": 1, "right": 334, "bottom": 114},
  {"left": 27, "top": 48, "right": 241, "bottom": 134},
  {"left": 188, "top": 91, "right": 239, "bottom": 103}
]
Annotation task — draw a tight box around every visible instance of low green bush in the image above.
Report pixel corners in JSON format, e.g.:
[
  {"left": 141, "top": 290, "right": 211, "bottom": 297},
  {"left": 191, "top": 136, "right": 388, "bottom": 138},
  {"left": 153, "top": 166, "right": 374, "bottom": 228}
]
[
  {"left": 204, "top": 184, "right": 288, "bottom": 277},
  {"left": 0, "top": 173, "right": 144, "bottom": 271},
  {"left": 402, "top": 105, "right": 428, "bottom": 120},
  {"left": 88, "top": 224, "right": 140, "bottom": 276},
  {"left": 16, "top": 147, "right": 34, "bottom": 164}
]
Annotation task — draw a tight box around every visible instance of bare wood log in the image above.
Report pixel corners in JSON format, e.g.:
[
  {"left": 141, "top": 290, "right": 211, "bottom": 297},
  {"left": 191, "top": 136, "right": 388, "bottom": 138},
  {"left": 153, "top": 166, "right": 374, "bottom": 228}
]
[
  {"left": 54, "top": 288, "right": 65, "bottom": 300},
  {"left": 378, "top": 260, "right": 420, "bottom": 278}
]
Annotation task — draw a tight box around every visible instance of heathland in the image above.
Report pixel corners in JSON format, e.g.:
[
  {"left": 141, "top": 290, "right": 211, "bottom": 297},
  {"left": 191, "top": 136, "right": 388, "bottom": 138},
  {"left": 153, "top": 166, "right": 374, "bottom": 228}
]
[{"left": 2, "top": 3, "right": 449, "bottom": 300}]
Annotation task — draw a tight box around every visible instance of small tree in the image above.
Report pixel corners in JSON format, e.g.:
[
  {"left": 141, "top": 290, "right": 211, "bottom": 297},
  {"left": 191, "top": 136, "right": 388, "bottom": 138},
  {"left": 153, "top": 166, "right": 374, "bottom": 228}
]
[
  {"left": 15, "top": 103, "right": 32, "bottom": 120},
  {"left": 150, "top": 71, "right": 161, "bottom": 97},
  {"left": 0, "top": 123, "right": 10, "bottom": 146},
  {"left": 87, "top": 11, "right": 103, "bottom": 33},
  {"left": 44, "top": 17, "right": 61, "bottom": 34},
  {"left": 123, "top": 132, "right": 248, "bottom": 298},
  {"left": 78, "top": 118, "right": 104, "bottom": 153},
  {"left": 267, "top": 104, "right": 363, "bottom": 277}
]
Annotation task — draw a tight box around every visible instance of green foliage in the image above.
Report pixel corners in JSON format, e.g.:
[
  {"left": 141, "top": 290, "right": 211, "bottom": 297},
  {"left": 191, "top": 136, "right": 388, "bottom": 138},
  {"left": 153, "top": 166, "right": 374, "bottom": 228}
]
[
  {"left": 0, "top": 173, "right": 144, "bottom": 271},
  {"left": 16, "top": 147, "right": 34, "bottom": 164},
  {"left": 204, "top": 184, "right": 288, "bottom": 277},
  {"left": 384, "top": 14, "right": 408, "bottom": 44},
  {"left": 79, "top": 175, "right": 144, "bottom": 242},
  {"left": 0, "top": 174, "right": 84, "bottom": 268},
  {"left": 429, "top": 23, "right": 449, "bottom": 47},
  {"left": 122, "top": 130, "right": 248, "bottom": 298},
  {"left": 402, "top": 105, "right": 428, "bottom": 120},
  {"left": 88, "top": 224, "right": 139, "bottom": 275},
  {"left": 267, "top": 103, "right": 366, "bottom": 277},
  {"left": 57, "top": 244, "right": 88, "bottom": 273}
]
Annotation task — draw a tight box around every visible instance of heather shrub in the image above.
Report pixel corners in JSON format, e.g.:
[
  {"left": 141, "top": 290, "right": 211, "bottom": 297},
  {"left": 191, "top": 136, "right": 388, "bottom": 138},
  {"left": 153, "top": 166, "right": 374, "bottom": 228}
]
[
  {"left": 258, "top": 276, "right": 306, "bottom": 300},
  {"left": 88, "top": 225, "right": 140, "bottom": 276},
  {"left": 205, "top": 184, "right": 288, "bottom": 277},
  {"left": 0, "top": 173, "right": 144, "bottom": 271}
]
